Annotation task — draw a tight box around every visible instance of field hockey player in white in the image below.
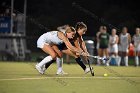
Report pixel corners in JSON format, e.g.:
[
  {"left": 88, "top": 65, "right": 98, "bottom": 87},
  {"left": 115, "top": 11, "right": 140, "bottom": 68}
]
[
  {"left": 119, "top": 27, "right": 131, "bottom": 66},
  {"left": 36, "top": 27, "right": 86, "bottom": 74},
  {"left": 132, "top": 27, "right": 140, "bottom": 66},
  {"left": 109, "top": 28, "right": 119, "bottom": 66}
]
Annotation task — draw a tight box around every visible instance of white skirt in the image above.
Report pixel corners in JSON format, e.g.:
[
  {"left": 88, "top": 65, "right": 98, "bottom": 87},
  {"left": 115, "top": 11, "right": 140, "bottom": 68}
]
[{"left": 109, "top": 44, "right": 118, "bottom": 53}]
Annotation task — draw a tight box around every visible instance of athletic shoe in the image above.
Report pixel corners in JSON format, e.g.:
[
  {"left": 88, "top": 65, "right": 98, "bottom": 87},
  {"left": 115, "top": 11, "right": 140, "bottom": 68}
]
[
  {"left": 35, "top": 64, "right": 44, "bottom": 74},
  {"left": 56, "top": 70, "right": 63, "bottom": 75},
  {"left": 85, "top": 67, "right": 93, "bottom": 74},
  {"left": 105, "top": 63, "right": 110, "bottom": 66},
  {"left": 42, "top": 65, "right": 46, "bottom": 74},
  {"left": 104, "top": 57, "right": 111, "bottom": 66},
  {"left": 61, "top": 70, "right": 68, "bottom": 75},
  {"left": 56, "top": 70, "right": 68, "bottom": 75}
]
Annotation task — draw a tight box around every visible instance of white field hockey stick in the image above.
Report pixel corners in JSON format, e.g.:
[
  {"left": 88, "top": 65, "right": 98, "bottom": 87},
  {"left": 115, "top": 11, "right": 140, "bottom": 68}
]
[{"left": 87, "top": 55, "right": 110, "bottom": 61}]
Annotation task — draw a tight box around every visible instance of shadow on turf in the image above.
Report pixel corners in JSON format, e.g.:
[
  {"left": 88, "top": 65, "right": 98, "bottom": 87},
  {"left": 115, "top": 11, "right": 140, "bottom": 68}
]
[{"left": 104, "top": 66, "right": 138, "bottom": 86}]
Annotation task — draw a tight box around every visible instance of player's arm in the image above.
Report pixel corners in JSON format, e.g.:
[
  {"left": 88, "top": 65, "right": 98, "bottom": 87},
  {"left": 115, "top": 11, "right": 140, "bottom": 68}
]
[
  {"left": 96, "top": 32, "right": 100, "bottom": 43},
  {"left": 78, "top": 36, "right": 89, "bottom": 54},
  {"left": 107, "top": 33, "right": 110, "bottom": 46},
  {"left": 73, "top": 37, "right": 86, "bottom": 56},
  {"left": 73, "top": 36, "right": 89, "bottom": 59},
  {"left": 58, "top": 32, "right": 83, "bottom": 54},
  {"left": 115, "top": 35, "right": 119, "bottom": 44},
  {"left": 128, "top": 33, "right": 131, "bottom": 43},
  {"left": 118, "top": 33, "right": 121, "bottom": 45},
  {"left": 109, "top": 35, "right": 112, "bottom": 46},
  {"left": 73, "top": 36, "right": 81, "bottom": 49},
  {"left": 132, "top": 35, "right": 135, "bottom": 45}
]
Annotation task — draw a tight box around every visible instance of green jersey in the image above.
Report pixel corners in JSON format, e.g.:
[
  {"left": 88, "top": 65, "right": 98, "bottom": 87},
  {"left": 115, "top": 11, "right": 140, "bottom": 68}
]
[{"left": 99, "top": 33, "right": 109, "bottom": 48}]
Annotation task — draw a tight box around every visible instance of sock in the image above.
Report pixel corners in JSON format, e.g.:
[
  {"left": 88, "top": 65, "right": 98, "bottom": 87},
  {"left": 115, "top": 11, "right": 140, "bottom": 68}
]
[
  {"left": 75, "top": 57, "right": 86, "bottom": 71},
  {"left": 45, "top": 59, "right": 55, "bottom": 69},
  {"left": 106, "top": 55, "right": 111, "bottom": 65},
  {"left": 135, "top": 56, "right": 139, "bottom": 66},
  {"left": 97, "top": 59, "right": 101, "bottom": 65},
  {"left": 115, "top": 56, "right": 119, "bottom": 66},
  {"left": 38, "top": 56, "right": 53, "bottom": 67},
  {"left": 117, "top": 56, "right": 121, "bottom": 66},
  {"left": 56, "top": 57, "right": 63, "bottom": 72},
  {"left": 124, "top": 56, "right": 128, "bottom": 66},
  {"left": 103, "top": 55, "right": 106, "bottom": 64}
]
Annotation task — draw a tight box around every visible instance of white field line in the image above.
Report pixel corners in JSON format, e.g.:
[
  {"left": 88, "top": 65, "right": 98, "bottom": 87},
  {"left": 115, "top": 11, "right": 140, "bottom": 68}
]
[{"left": 0, "top": 76, "right": 138, "bottom": 81}]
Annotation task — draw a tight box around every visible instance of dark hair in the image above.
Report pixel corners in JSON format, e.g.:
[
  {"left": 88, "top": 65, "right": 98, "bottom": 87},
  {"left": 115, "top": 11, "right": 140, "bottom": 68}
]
[
  {"left": 75, "top": 22, "right": 87, "bottom": 31},
  {"left": 122, "top": 26, "right": 128, "bottom": 30},
  {"left": 100, "top": 25, "right": 107, "bottom": 30}
]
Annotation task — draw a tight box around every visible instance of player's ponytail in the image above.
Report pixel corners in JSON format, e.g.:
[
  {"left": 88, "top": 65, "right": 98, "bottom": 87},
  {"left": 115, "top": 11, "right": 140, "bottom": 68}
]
[
  {"left": 66, "top": 26, "right": 76, "bottom": 33},
  {"left": 75, "top": 22, "right": 87, "bottom": 31}
]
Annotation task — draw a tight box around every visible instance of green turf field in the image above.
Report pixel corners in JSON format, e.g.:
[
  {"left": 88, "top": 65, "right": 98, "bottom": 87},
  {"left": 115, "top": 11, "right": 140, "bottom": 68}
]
[{"left": 0, "top": 62, "right": 140, "bottom": 93}]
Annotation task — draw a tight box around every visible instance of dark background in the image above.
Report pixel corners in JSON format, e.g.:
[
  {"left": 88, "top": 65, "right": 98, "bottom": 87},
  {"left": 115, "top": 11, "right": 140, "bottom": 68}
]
[
  {"left": 1, "top": 0, "right": 140, "bottom": 36},
  {"left": 1, "top": 0, "right": 140, "bottom": 52},
  {"left": 27, "top": 0, "right": 140, "bottom": 36}
]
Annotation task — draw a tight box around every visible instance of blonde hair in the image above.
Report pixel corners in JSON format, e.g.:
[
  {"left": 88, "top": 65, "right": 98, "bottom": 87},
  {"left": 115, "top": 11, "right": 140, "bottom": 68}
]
[{"left": 66, "top": 26, "right": 76, "bottom": 33}]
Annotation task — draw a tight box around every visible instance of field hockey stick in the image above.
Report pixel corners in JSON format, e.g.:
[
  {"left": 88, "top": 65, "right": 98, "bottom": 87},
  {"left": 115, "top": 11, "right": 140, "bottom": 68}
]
[
  {"left": 87, "top": 58, "right": 94, "bottom": 76},
  {"left": 87, "top": 55, "right": 110, "bottom": 61}
]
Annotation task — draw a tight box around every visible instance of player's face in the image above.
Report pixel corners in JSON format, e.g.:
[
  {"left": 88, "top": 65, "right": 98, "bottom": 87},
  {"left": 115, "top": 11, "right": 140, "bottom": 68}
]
[
  {"left": 122, "top": 27, "right": 127, "bottom": 34},
  {"left": 136, "top": 28, "right": 140, "bottom": 35},
  {"left": 99, "top": 26, "right": 104, "bottom": 32},
  {"left": 66, "top": 32, "right": 75, "bottom": 39},
  {"left": 78, "top": 28, "right": 87, "bottom": 36},
  {"left": 112, "top": 29, "right": 116, "bottom": 35}
]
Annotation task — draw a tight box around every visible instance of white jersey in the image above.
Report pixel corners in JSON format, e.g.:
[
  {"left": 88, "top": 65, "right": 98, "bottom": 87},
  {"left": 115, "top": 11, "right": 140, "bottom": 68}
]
[
  {"left": 119, "top": 33, "right": 129, "bottom": 52},
  {"left": 109, "top": 35, "right": 118, "bottom": 46},
  {"left": 37, "top": 31, "right": 64, "bottom": 48},
  {"left": 109, "top": 35, "right": 118, "bottom": 53},
  {"left": 120, "top": 33, "right": 129, "bottom": 45},
  {"left": 133, "top": 34, "right": 140, "bottom": 51}
]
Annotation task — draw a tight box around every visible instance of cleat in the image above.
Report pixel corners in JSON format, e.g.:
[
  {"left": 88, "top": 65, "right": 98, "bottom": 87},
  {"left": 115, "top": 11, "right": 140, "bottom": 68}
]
[
  {"left": 56, "top": 70, "right": 68, "bottom": 75},
  {"left": 42, "top": 65, "right": 46, "bottom": 74},
  {"left": 56, "top": 71, "right": 63, "bottom": 75},
  {"left": 35, "top": 64, "right": 44, "bottom": 74},
  {"left": 61, "top": 70, "right": 68, "bottom": 75},
  {"left": 106, "top": 63, "right": 110, "bottom": 66},
  {"left": 85, "top": 67, "right": 93, "bottom": 74}
]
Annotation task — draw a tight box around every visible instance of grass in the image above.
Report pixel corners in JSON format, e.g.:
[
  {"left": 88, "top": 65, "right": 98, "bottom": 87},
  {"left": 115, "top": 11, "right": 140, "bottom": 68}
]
[{"left": 0, "top": 61, "right": 140, "bottom": 93}]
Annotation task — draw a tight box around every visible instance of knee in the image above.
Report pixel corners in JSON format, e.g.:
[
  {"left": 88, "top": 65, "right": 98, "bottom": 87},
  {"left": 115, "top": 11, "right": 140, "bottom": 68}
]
[{"left": 50, "top": 53, "right": 57, "bottom": 59}]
